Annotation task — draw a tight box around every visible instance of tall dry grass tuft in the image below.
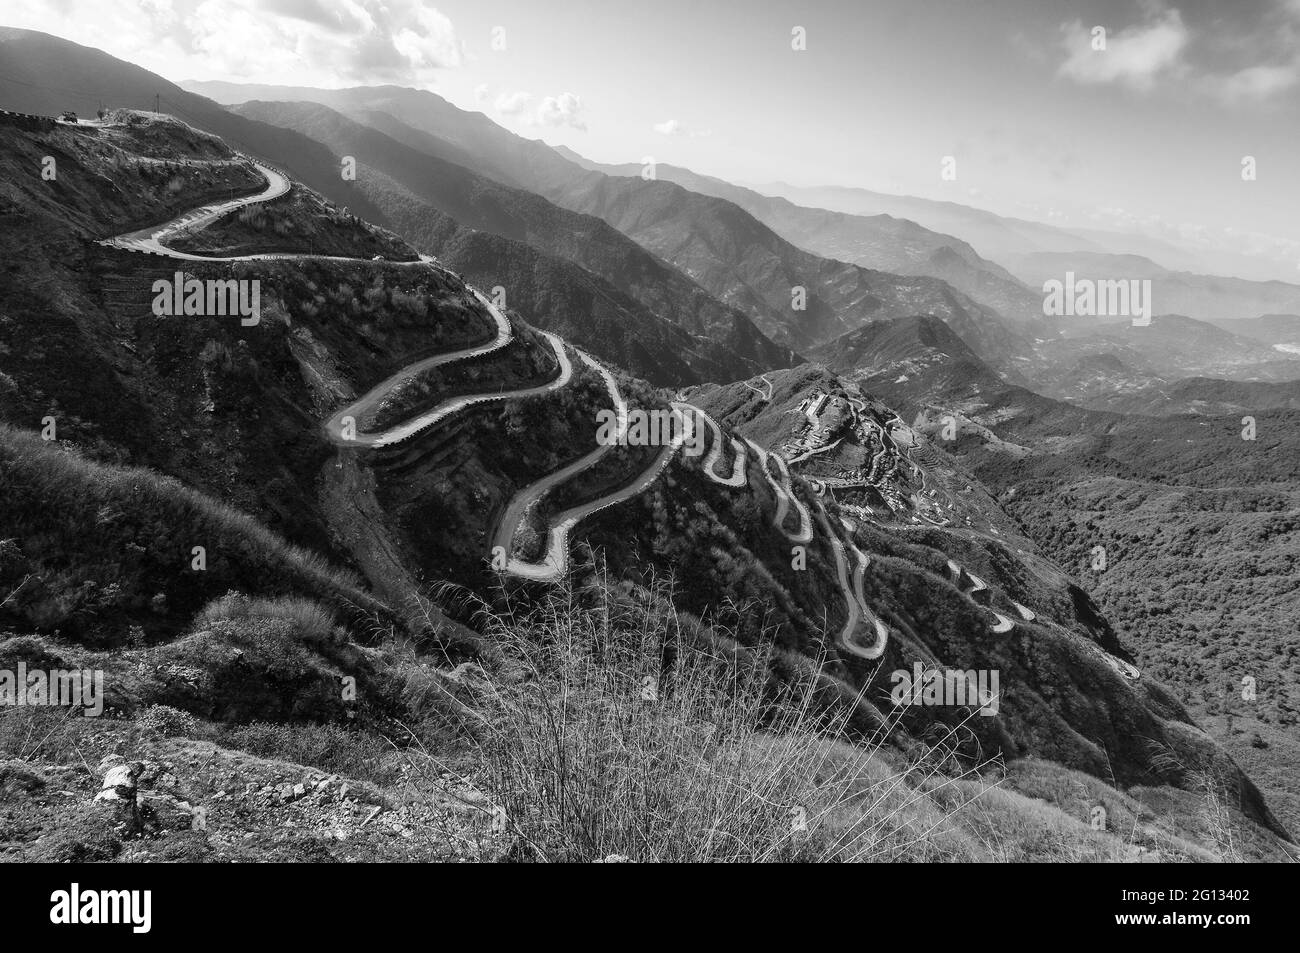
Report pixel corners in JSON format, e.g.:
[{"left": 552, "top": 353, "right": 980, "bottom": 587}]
[
  {"left": 195, "top": 591, "right": 341, "bottom": 647},
  {"left": 404, "top": 573, "right": 994, "bottom": 862},
  {"left": 1146, "top": 738, "right": 1247, "bottom": 862}
]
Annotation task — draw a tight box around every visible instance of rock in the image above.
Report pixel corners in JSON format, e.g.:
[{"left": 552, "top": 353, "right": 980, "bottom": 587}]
[
  {"left": 0, "top": 760, "right": 47, "bottom": 796},
  {"left": 93, "top": 756, "right": 143, "bottom": 833},
  {"left": 97, "top": 753, "right": 125, "bottom": 774},
  {"left": 140, "top": 793, "right": 195, "bottom": 832},
  {"left": 293, "top": 783, "right": 306, "bottom": 798},
  {"left": 94, "top": 760, "right": 142, "bottom": 803}
]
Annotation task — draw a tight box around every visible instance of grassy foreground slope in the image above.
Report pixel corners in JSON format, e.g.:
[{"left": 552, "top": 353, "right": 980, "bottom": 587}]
[{"left": 0, "top": 107, "right": 1293, "bottom": 861}]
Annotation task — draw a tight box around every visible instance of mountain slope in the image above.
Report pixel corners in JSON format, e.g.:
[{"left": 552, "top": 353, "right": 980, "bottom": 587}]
[
  {"left": 1044, "top": 314, "right": 1300, "bottom": 384},
  {"left": 1080, "top": 376, "right": 1300, "bottom": 416},
  {"left": 183, "top": 81, "right": 1032, "bottom": 371},
  {"left": 557, "top": 153, "right": 1045, "bottom": 325},
  {"left": 1209, "top": 313, "right": 1300, "bottom": 349},
  {"left": 1008, "top": 252, "right": 1300, "bottom": 324},
  {"left": 228, "top": 99, "right": 798, "bottom": 384},
  {"left": 0, "top": 28, "right": 395, "bottom": 230},
  {"left": 0, "top": 53, "right": 1290, "bottom": 858},
  {"left": 752, "top": 179, "right": 1109, "bottom": 262},
  {"left": 547, "top": 170, "right": 1029, "bottom": 360},
  {"left": 0, "top": 29, "right": 791, "bottom": 388},
  {"left": 808, "top": 315, "right": 1102, "bottom": 445},
  {"left": 804, "top": 312, "right": 1300, "bottom": 837}
]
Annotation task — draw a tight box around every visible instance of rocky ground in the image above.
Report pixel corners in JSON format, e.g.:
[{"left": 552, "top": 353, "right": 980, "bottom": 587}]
[{"left": 0, "top": 712, "right": 507, "bottom": 863}]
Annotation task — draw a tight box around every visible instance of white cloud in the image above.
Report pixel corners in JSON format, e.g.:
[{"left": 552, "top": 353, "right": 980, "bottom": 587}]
[
  {"left": 1055, "top": 4, "right": 1300, "bottom": 103},
  {"left": 1058, "top": 10, "right": 1189, "bottom": 90},
  {"left": 5, "top": 0, "right": 464, "bottom": 88},
  {"left": 488, "top": 90, "right": 587, "bottom": 130},
  {"left": 1215, "top": 64, "right": 1300, "bottom": 103},
  {"left": 653, "top": 118, "right": 711, "bottom": 138},
  {"left": 537, "top": 93, "right": 586, "bottom": 130},
  {"left": 1087, "top": 205, "right": 1300, "bottom": 271}
]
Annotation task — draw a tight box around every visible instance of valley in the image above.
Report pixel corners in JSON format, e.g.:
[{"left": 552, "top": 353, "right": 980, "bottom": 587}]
[{"left": 0, "top": 20, "right": 1296, "bottom": 868}]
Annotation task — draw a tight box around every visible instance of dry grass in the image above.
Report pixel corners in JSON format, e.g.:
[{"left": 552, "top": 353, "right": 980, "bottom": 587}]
[
  {"left": 399, "top": 576, "right": 998, "bottom": 863},
  {"left": 1147, "top": 739, "right": 1250, "bottom": 862},
  {"left": 195, "top": 592, "right": 342, "bottom": 649}
]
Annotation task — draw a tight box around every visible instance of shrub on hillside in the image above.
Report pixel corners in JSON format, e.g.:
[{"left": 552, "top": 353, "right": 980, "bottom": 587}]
[
  {"left": 0, "top": 425, "right": 381, "bottom": 641},
  {"left": 422, "top": 577, "right": 990, "bottom": 862},
  {"left": 195, "top": 592, "right": 342, "bottom": 650},
  {"left": 135, "top": 704, "right": 199, "bottom": 739}
]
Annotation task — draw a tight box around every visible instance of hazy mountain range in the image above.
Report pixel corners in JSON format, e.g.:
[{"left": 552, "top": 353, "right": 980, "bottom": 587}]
[{"left": 1, "top": 26, "right": 1297, "bottom": 862}]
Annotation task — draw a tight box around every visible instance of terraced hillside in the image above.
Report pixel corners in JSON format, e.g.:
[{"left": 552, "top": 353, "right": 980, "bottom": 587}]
[
  {"left": 812, "top": 310, "right": 1300, "bottom": 835},
  {"left": 0, "top": 106, "right": 1293, "bottom": 862}
]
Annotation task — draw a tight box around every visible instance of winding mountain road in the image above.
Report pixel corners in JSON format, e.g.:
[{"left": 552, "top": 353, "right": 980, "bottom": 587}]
[
  {"left": 743, "top": 438, "right": 814, "bottom": 545},
  {"left": 491, "top": 351, "right": 630, "bottom": 580},
  {"left": 104, "top": 159, "right": 291, "bottom": 259},
  {"left": 695, "top": 408, "right": 748, "bottom": 487},
  {"left": 324, "top": 304, "right": 571, "bottom": 448},
  {"left": 103, "top": 152, "right": 903, "bottom": 663}
]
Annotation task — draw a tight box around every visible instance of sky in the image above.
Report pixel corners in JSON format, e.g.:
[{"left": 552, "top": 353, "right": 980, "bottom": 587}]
[{"left": 7, "top": 0, "right": 1300, "bottom": 280}]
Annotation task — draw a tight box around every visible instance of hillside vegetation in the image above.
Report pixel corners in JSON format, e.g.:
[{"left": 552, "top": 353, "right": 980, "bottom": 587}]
[{"left": 0, "top": 85, "right": 1292, "bottom": 861}]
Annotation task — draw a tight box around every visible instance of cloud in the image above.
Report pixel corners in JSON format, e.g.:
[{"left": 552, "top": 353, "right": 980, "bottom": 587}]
[
  {"left": 487, "top": 90, "right": 587, "bottom": 130},
  {"left": 5, "top": 0, "right": 464, "bottom": 88},
  {"left": 653, "top": 118, "right": 712, "bottom": 138},
  {"left": 1215, "top": 64, "right": 1300, "bottom": 103},
  {"left": 537, "top": 93, "right": 586, "bottom": 130},
  {"left": 261, "top": 0, "right": 355, "bottom": 32},
  {"left": 1087, "top": 205, "right": 1300, "bottom": 272},
  {"left": 1055, "top": 2, "right": 1300, "bottom": 102},
  {"left": 1057, "top": 9, "right": 1188, "bottom": 90}
]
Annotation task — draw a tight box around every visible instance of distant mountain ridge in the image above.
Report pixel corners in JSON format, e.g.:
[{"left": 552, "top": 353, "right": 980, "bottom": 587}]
[
  {"left": 751, "top": 179, "right": 1112, "bottom": 262},
  {"left": 0, "top": 31, "right": 1293, "bottom": 861},
  {"left": 750, "top": 179, "right": 1293, "bottom": 283},
  {"left": 1007, "top": 252, "right": 1300, "bottom": 324},
  {"left": 1042, "top": 314, "right": 1300, "bottom": 384},
  {"left": 184, "top": 80, "right": 1033, "bottom": 372},
  {"left": 230, "top": 99, "right": 799, "bottom": 385},
  {"left": 538, "top": 149, "right": 1046, "bottom": 325}
]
